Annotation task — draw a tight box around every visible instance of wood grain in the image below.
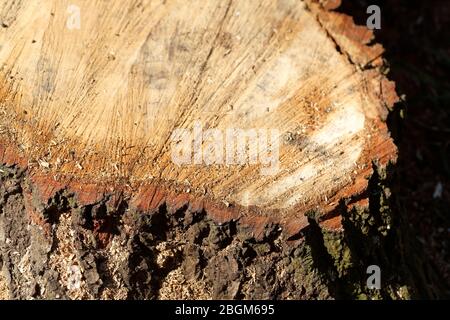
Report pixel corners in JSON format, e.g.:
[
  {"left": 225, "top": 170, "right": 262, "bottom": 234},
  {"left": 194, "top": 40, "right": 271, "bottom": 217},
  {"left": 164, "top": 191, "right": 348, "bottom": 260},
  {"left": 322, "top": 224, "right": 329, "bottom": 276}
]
[{"left": 0, "top": 0, "right": 398, "bottom": 226}]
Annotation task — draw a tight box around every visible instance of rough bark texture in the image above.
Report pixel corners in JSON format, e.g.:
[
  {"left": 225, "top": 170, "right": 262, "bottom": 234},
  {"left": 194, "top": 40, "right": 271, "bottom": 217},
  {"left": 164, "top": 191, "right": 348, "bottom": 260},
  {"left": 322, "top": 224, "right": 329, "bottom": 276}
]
[
  {"left": 0, "top": 161, "right": 413, "bottom": 300},
  {"left": 0, "top": 0, "right": 419, "bottom": 299}
]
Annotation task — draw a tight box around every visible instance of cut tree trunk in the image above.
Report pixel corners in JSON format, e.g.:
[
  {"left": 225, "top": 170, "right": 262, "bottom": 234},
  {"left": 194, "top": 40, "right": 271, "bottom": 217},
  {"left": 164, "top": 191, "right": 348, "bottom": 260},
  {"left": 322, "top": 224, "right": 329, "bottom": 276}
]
[{"left": 0, "top": 0, "right": 414, "bottom": 299}]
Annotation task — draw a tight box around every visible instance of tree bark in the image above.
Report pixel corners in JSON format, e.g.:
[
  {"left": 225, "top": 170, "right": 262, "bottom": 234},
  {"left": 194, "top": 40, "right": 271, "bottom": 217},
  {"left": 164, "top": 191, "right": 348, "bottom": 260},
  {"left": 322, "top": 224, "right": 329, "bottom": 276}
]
[{"left": 0, "top": 0, "right": 416, "bottom": 299}]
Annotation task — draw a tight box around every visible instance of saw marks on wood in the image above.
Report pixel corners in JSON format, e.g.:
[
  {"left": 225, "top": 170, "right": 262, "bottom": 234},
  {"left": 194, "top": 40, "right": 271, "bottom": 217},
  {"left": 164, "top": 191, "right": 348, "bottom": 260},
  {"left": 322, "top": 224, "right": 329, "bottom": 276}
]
[{"left": 0, "top": 0, "right": 395, "bottom": 216}]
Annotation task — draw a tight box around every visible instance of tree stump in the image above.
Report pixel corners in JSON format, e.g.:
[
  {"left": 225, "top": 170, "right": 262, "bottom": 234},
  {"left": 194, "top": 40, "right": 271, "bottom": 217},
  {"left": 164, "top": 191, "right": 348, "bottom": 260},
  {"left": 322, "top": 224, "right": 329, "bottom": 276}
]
[{"left": 0, "top": 0, "right": 409, "bottom": 299}]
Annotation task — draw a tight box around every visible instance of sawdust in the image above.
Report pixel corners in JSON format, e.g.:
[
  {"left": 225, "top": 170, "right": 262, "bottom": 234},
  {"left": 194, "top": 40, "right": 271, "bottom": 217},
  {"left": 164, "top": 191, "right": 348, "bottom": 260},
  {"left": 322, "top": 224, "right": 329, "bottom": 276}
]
[
  {"left": 158, "top": 267, "right": 211, "bottom": 300},
  {"left": 0, "top": 271, "right": 9, "bottom": 299},
  {"left": 99, "top": 235, "right": 129, "bottom": 300},
  {"left": 156, "top": 238, "right": 211, "bottom": 300},
  {"left": 156, "top": 241, "right": 179, "bottom": 268},
  {"left": 100, "top": 286, "right": 128, "bottom": 300},
  {"left": 48, "top": 212, "right": 92, "bottom": 299}
]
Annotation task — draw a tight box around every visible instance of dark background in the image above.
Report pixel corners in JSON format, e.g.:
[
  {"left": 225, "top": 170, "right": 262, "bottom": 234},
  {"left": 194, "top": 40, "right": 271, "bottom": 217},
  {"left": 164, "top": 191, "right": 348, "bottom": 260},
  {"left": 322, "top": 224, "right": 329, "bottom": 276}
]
[{"left": 339, "top": 0, "right": 450, "bottom": 298}]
